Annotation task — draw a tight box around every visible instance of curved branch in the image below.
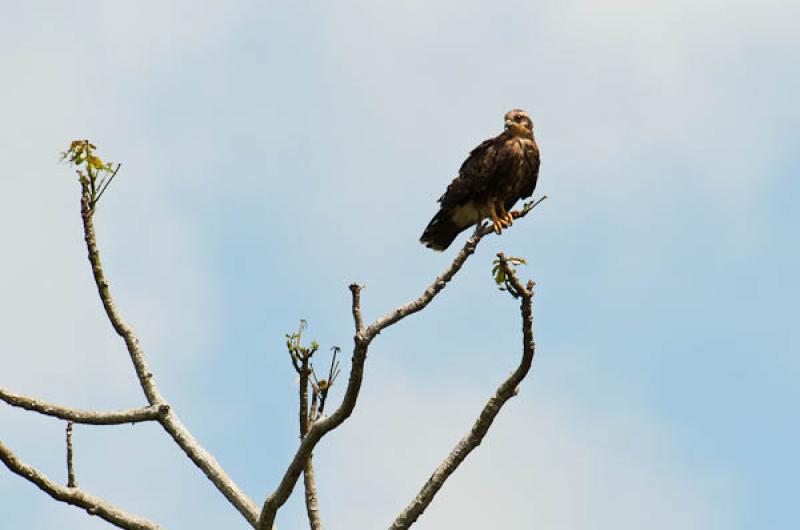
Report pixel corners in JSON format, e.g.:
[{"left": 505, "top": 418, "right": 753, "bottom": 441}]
[
  {"left": 79, "top": 189, "right": 259, "bottom": 526},
  {"left": 81, "top": 192, "right": 160, "bottom": 404},
  {"left": 0, "top": 387, "right": 166, "bottom": 425},
  {"left": 0, "top": 439, "right": 162, "bottom": 530},
  {"left": 389, "top": 257, "right": 536, "bottom": 530}
]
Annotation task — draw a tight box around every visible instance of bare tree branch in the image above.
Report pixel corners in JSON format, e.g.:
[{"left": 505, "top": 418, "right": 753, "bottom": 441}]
[
  {"left": 256, "top": 199, "right": 545, "bottom": 530},
  {"left": 79, "top": 187, "right": 260, "bottom": 526},
  {"left": 313, "top": 348, "right": 340, "bottom": 421},
  {"left": 389, "top": 253, "right": 537, "bottom": 530},
  {"left": 350, "top": 284, "right": 365, "bottom": 336},
  {"left": 0, "top": 439, "right": 162, "bottom": 530},
  {"left": 0, "top": 386, "right": 167, "bottom": 425},
  {"left": 80, "top": 191, "right": 160, "bottom": 406},
  {"left": 66, "top": 421, "right": 77, "bottom": 488},
  {"left": 295, "top": 346, "right": 324, "bottom": 530},
  {"left": 302, "top": 456, "right": 323, "bottom": 530}
]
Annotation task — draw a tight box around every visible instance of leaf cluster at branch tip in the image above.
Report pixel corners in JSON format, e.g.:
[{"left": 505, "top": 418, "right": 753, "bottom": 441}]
[
  {"left": 492, "top": 256, "right": 527, "bottom": 292},
  {"left": 284, "top": 321, "right": 341, "bottom": 422},
  {"left": 61, "top": 139, "right": 121, "bottom": 209}
]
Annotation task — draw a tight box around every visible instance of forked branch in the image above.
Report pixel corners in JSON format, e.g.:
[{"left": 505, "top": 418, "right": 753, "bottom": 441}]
[
  {"left": 79, "top": 181, "right": 259, "bottom": 525},
  {"left": 257, "top": 287, "right": 370, "bottom": 530},
  {"left": 0, "top": 440, "right": 161, "bottom": 530},
  {"left": 286, "top": 322, "right": 325, "bottom": 530},
  {"left": 0, "top": 146, "right": 258, "bottom": 529}
]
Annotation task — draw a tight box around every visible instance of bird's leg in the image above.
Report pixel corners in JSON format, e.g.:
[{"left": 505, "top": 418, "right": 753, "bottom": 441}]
[
  {"left": 487, "top": 200, "right": 504, "bottom": 234},
  {"left": 498, "top": 203, "right": 514, "bottom": 227}
]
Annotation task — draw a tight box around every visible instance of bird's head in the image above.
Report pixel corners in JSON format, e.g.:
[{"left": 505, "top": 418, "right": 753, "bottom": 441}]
[{"left": 504, "top": 109, "right": 533, "bottom": 137}]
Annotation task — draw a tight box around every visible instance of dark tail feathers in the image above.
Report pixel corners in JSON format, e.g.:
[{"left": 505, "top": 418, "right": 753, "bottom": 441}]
[{"left": 420, "top": 210, "right": 464, "bottom": 251}]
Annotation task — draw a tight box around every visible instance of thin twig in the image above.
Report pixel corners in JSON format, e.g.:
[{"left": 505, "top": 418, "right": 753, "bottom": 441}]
[
  {"left": 93, "top": 163, "right": 121, "bottom": 206},
  {"left": 66, "top": 422, "right": 77, "bottom": 488},
  {"left": 389, "top": 254, "right": 536, "bottom": 530},
  {"left": 0, "top": 439, "right": 162, "bottom": 530},
  {"left": 511, "top": 195, "right": 548, "bottom": 219},
  {"left": 0, "top": 387, "right": 167, "bottom": 425},
  {"left": 299, "top": 357, "right": 310, "bottom": 439},
  {"left": 315, "top": 348, "right": 340, "bottom": 420},
  {"left": 309, "top": 387, "right": 319, "bottom": 426}
]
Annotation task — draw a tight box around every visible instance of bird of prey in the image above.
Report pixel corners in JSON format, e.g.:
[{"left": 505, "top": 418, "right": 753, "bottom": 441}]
[{"left": 419, "top": 109, "right": 540, "bottom": 251}]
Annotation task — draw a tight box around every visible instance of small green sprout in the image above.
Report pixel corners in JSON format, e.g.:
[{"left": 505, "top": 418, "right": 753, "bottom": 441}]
[
  {"left": 61, "top": 140, "right": 121, "bottom": 209},
  {"left": 492, "top": 256, "right": 527, "bottom": 292}
]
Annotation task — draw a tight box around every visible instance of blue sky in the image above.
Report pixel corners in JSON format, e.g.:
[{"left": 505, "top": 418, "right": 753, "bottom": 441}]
[{"left": 1, "top": 1, "right": 798, "bottom": 529}]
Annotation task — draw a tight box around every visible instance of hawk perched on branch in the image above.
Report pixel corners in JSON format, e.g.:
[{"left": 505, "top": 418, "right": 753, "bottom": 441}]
[{"left": 420, "top": 109, "right": 540, "bottom": 251}]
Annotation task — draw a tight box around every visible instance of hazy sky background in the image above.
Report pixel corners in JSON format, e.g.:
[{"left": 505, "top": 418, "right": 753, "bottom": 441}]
[{"left": 1, "top": 1, "right": 798, "bottom": 529}]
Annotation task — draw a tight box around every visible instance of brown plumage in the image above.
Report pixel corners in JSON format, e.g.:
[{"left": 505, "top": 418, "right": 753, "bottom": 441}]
[{"left": 420, "top": 109, "right": 540, "bottom": 251}]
